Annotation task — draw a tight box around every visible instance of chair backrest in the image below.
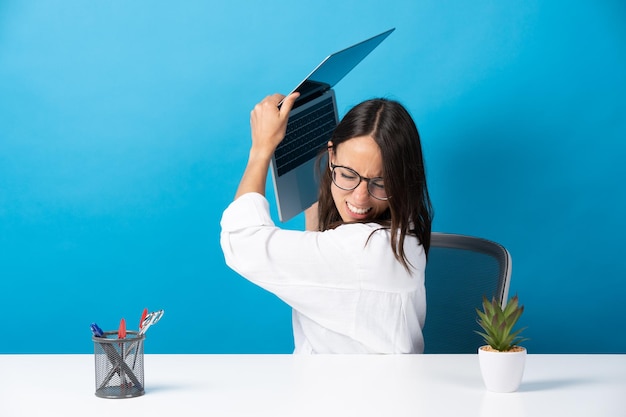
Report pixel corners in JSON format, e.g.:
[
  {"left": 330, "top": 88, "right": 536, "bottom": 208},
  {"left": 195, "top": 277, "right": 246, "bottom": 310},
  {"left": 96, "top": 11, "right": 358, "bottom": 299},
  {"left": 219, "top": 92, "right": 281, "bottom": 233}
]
[{"left": 422, "top": 232, "right": 512, "bottom": 354}]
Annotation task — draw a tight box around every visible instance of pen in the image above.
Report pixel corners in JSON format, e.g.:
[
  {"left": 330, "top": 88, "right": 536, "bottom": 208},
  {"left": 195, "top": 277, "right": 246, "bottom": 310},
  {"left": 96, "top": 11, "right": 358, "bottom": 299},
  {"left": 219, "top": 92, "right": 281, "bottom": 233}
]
[
  {"left": 90, "top": 323, "right": 104, "bottom": 338},
  {"left": 118, "top": 318, "right": 127, "bottom": 389},
  {"left": 118, "top": 318, "right": 126, "bottom": 339},
  {"left": 139, "top": 308, "right": 148, "bottom": 330}
]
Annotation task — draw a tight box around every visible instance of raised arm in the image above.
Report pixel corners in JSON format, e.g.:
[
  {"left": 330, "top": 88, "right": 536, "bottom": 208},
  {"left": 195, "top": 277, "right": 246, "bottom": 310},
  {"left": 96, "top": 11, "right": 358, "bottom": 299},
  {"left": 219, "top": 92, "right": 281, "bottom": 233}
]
[{"left": 234, "top": 92, "right": 299, "bottom": 200}]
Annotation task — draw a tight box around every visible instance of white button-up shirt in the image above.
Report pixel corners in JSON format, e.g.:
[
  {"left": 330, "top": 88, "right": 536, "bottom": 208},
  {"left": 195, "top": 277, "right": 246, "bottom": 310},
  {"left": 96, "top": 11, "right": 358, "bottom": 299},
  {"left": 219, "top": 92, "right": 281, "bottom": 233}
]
[{"left": 220, "top": 192, "right": 426, "bottom": 354}]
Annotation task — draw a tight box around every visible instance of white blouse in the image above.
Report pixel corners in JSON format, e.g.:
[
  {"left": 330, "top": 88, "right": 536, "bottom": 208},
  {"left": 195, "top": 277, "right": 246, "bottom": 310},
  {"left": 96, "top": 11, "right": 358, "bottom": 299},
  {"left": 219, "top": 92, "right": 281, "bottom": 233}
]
[{"left": 220, "top": 192, "right": 426, "bottom": 354}]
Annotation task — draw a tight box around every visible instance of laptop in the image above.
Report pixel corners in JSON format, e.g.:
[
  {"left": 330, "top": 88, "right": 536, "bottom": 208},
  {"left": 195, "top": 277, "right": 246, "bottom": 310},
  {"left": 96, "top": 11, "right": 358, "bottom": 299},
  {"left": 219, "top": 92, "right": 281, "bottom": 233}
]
[{"left": 270, "top": 28, "right": 395, "bottom": 222}]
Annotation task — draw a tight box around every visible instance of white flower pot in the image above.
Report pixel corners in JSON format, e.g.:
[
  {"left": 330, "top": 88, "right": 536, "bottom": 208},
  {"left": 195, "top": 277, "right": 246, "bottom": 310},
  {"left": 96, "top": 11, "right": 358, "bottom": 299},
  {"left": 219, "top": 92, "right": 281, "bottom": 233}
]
[{"left": 478, "top": 346, "right": 527, "bottom": 393}]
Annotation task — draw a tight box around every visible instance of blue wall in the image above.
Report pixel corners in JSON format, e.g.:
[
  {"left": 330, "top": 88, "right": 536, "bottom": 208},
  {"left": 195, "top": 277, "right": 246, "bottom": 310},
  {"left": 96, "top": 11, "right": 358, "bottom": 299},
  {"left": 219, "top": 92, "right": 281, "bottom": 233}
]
[{"left": 1, "top": 1, "right": 624, "bottom": 354}]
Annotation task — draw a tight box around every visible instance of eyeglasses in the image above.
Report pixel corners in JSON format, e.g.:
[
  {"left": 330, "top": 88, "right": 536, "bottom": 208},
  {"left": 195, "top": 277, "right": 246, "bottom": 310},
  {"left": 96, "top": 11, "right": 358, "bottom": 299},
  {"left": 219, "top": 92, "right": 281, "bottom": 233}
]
[{"left": 330, "top": 163, "right": 389, "bottom": 200}]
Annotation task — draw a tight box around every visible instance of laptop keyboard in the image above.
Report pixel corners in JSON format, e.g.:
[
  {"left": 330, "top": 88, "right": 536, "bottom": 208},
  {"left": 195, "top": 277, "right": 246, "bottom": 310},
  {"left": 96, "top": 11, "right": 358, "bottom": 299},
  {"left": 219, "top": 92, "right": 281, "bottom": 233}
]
[{"left": 274, "top": 98, "right": 336, "bottom": 177}]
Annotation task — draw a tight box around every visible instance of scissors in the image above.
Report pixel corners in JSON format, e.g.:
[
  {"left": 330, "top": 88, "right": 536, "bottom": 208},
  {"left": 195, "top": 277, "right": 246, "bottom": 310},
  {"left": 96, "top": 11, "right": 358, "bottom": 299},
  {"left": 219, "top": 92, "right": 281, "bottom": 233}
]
[{"left": 138, "top": 309, "right": 164, "bottom": 336}]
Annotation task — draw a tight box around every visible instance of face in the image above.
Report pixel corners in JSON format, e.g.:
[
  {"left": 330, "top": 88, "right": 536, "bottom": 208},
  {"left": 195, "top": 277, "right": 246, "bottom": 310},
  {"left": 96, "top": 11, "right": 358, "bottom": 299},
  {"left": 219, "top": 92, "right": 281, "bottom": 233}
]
[{"left": 329, "top": 136, "right": 390, "bottom": 222}]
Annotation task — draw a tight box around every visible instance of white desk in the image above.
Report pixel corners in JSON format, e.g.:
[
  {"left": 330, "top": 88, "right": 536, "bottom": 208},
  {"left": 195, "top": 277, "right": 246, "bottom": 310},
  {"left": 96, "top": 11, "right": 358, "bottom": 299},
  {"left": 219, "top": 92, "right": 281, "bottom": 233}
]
[{"left": 1, "top": 354, "right": 624, "bottom": 416}]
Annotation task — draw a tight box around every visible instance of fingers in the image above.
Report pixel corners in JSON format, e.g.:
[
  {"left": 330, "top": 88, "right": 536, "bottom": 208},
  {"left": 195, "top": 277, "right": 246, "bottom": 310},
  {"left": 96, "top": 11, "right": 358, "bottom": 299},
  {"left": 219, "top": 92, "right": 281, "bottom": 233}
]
[
  {"left": 249, "top": 92, "right": 300, "bottom": 153},
  {"left": 250, "top": 95, "right": 276, "bottom": 124},
  {"left": 252, "top": 92, "right": 299, "bottom": 114},
  {"left": 278, "top": 92, "right": 300, "bottom": 116},
  {"left": 257, "top": 94, "right": 284, "bottom": 109}
]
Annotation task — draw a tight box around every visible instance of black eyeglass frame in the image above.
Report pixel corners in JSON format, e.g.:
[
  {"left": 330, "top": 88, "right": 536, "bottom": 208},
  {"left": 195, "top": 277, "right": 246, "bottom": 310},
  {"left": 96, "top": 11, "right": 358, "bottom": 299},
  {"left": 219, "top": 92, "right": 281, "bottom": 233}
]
[{"left": 329, "top": 162, "right": 389, "bottom": 201}]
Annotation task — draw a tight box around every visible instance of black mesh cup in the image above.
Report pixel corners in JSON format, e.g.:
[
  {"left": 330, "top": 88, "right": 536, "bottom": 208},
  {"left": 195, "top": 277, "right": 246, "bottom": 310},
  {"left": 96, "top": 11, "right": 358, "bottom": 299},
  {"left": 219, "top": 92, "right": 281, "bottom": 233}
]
[{"left": 93, "top": 331, "right": 145, "bottom": 398}]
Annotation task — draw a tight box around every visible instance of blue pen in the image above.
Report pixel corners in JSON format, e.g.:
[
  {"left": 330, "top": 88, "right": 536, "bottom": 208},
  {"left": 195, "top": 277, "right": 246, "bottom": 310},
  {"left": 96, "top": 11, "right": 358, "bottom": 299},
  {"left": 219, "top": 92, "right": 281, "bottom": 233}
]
[{"left": 90, "top": 322, "right": 104, "bottom": 337}]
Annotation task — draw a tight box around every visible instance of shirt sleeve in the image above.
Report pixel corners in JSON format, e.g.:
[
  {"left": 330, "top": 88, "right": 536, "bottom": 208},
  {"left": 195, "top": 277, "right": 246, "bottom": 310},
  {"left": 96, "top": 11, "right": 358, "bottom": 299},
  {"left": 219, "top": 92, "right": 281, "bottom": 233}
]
[{"left": 220, "top": 193, "right": 373, "bottom": 286}]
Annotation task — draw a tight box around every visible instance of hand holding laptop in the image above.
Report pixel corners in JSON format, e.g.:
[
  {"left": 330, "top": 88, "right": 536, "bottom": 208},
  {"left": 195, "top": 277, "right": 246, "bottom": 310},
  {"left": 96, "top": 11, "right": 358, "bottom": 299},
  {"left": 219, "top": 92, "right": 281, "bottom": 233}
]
[
  {"left": 250, "top": 92, "right": 300, "bottom": 158},
  {"left": 235, "top": 92, "right": 300, "bottom": 200}
]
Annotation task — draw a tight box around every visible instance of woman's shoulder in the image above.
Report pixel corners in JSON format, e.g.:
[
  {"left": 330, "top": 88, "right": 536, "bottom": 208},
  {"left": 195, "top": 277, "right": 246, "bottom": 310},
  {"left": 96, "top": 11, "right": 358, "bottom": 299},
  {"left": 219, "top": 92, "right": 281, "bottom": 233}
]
[
  {"left": 325, "top": 223, "right": 425, "bottom": 286},
  {"left": 324, "top": 221, "right": 389, "bottom": 238},
  {"left": 323, "top": 222, "right": 421, "bottom": 253}
]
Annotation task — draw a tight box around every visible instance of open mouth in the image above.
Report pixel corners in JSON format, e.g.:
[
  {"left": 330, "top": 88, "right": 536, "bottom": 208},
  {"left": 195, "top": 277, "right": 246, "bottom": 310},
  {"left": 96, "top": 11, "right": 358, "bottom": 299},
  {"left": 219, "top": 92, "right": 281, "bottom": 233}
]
[{"left": 346, "top": 201, "right": 372, "bottom": 216}]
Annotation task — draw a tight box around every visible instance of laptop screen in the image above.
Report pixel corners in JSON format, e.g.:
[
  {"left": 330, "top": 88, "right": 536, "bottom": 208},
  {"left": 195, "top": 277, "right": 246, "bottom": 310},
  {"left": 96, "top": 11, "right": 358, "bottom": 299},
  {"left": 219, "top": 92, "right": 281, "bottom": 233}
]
[{"left": 292, "top": 28, "right": 395, "bottom": 95}]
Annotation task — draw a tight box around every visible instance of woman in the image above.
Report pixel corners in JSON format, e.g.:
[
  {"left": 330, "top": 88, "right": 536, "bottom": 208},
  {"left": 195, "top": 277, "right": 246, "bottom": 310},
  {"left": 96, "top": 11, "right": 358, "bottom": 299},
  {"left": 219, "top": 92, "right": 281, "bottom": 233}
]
[{"left": 220, "top": 93, "right": 433, "bottom": 353}]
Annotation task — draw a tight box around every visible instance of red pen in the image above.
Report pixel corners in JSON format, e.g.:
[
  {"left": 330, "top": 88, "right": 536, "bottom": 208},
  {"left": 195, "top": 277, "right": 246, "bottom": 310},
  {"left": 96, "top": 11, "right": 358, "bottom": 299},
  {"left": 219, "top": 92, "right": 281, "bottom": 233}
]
[
  {"left": 117, "top": 318, "right": 128, "bottom": 388},
  {"left": 118, "top": 318, "right": 126, "bottom": 339},
  {"left": 139, "top": 308, "right": 148, "bottom": 330}
]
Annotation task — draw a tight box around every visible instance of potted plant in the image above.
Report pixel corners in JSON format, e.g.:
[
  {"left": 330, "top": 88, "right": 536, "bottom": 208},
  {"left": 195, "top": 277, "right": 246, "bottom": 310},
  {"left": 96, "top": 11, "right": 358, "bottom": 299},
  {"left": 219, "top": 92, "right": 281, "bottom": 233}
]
[{"left": 476, "top": 294, "right": 528, "bottom": 393}]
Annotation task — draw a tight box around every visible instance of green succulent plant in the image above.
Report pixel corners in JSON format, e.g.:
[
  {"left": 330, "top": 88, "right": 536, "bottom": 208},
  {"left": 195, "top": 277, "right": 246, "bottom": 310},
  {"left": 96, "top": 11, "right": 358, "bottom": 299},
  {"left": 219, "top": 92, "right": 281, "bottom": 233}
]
[{"left": 476, "top": 294, "right": 528, "bottom": 352}]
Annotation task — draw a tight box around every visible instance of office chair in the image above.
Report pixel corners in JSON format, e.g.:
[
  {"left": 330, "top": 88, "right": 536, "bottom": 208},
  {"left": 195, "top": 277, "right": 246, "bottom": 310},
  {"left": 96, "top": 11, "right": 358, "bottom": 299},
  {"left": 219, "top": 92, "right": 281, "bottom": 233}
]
[{"left": 422, "top": 232, "right": 512, "bottom": 354}]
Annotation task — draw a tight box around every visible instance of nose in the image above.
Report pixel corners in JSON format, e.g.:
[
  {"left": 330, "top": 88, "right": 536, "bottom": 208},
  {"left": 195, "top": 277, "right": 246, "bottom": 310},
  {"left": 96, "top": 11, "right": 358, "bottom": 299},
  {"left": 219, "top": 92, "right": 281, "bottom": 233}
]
[{"left": 352, "top": 180, "right": 370, "bottom": 202}]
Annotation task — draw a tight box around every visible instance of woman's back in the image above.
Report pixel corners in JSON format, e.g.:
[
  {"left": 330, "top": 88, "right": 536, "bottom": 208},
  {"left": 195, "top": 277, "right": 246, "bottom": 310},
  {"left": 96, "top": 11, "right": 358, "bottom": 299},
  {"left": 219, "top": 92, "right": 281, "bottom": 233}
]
[{"left": 220, "top": 193, "right": 426, "bottom": 353}]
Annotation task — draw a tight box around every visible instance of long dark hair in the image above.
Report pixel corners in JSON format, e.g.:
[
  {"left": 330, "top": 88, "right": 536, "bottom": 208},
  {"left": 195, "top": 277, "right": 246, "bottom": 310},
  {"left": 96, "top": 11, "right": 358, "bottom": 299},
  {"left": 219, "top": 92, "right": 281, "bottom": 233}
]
[{"left": 315, "top": 98, "right": 433, "bottom": 270}]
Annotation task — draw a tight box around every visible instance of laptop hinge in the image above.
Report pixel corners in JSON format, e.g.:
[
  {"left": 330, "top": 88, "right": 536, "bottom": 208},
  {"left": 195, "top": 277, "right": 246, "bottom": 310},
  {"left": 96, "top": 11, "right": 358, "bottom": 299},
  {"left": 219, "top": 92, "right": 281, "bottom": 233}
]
[{"left": 292, "top": 80, "right": 331, "bottom": 109}]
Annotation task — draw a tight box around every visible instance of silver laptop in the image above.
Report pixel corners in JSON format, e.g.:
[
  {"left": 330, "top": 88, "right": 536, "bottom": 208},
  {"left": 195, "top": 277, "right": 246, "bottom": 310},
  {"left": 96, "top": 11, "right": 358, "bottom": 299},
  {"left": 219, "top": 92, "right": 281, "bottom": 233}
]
[{"left": 271, "top": 28, "right": 395, "bottom": 222}]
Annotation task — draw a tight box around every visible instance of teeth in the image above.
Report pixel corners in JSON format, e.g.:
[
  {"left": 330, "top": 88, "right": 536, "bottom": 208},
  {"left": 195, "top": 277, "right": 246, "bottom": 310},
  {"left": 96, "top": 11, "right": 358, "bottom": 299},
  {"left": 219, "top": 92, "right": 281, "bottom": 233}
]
[{"left": 347, "top": 202, "right": 371, "bottom": 215}]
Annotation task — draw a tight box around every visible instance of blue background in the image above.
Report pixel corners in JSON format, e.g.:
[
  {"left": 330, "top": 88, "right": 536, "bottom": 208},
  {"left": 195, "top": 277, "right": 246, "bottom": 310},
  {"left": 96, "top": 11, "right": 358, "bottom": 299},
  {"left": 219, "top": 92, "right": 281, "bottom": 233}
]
[{"left": 1, "top": 1, "right": 624, "bottom": 354}]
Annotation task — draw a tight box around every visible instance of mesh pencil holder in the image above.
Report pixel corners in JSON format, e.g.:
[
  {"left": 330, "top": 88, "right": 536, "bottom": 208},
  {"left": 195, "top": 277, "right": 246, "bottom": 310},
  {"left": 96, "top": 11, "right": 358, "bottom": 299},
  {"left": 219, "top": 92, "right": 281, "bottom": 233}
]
[{"left": 92, "top": 331, "right": 145, "bottom": 398}]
